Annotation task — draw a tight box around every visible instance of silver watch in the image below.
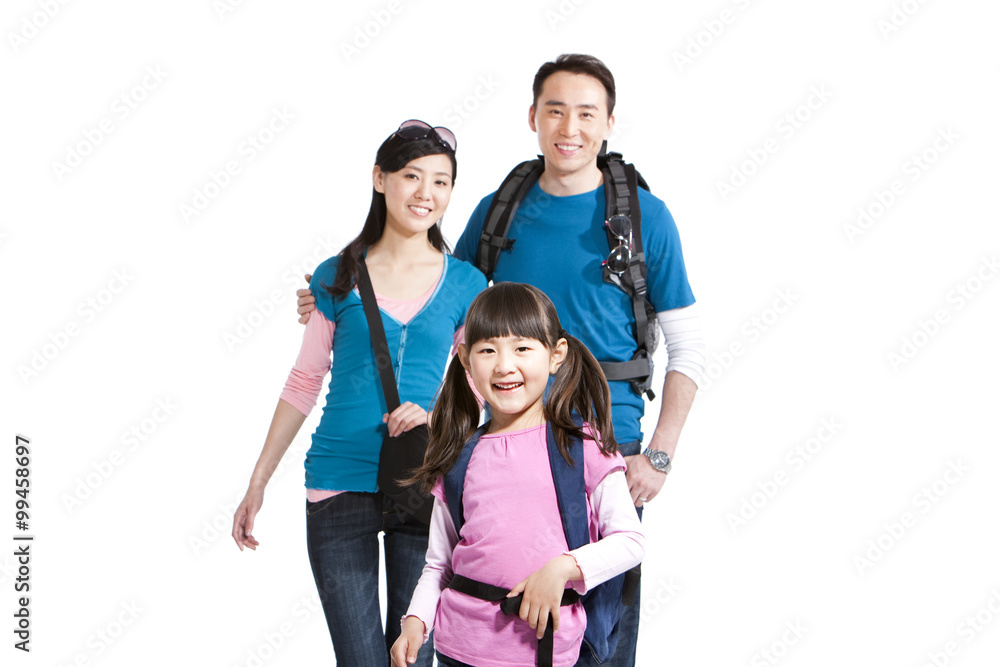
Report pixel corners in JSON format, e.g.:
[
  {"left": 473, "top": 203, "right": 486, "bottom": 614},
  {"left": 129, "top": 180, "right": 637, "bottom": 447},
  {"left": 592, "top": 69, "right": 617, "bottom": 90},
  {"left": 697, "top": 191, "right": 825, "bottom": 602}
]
[{"left": 642, "top": 447, "right": 671, "bottom": 474}]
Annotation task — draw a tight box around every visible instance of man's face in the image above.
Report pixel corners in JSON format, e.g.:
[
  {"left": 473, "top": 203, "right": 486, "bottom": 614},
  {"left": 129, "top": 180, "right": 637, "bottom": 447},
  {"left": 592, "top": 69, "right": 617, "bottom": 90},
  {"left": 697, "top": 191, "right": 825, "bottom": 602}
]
[{"left": 529, "top": 71, "right": 614, "bottom": 182}]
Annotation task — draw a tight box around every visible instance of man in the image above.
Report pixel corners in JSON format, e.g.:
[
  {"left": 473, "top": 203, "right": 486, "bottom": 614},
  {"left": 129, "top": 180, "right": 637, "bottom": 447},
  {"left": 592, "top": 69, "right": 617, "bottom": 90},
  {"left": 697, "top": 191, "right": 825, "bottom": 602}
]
[{"left": 298, "top": 54, "right": 704, "bottom": 666}]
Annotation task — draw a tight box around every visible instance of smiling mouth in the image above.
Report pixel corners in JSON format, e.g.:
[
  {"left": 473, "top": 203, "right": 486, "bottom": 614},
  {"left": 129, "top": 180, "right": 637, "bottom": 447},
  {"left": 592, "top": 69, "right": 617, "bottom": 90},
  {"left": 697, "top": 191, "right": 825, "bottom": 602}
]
[
  {"left": 493, "top": 382, "right": 523, "bottom": 391},
  {"left": 555, "top": 143, "right": 580, "bottom": 153},
  {"left": 408, "top": 205, "right": 431, "bottom": 216}
]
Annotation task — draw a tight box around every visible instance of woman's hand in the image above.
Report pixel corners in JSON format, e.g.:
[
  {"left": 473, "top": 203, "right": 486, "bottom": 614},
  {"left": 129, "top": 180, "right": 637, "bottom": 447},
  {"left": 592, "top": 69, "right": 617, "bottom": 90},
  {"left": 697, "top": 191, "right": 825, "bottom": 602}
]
[
  {"left": 507, "top": 554, "right": 582, "bottom": 639},
  {"left": 390, "top": 616, "right": 426, "bottom": 666},
  {"left": 231, "top": 484, "right": 265, "bottom": 551},
  {"left": 383, "top": 402, "right": 428, "bottom": 438}
]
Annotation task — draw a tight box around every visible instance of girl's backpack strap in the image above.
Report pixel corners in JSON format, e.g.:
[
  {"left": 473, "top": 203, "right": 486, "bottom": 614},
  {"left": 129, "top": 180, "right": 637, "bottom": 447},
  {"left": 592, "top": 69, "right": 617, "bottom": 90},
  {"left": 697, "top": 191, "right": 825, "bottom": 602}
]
[
  {"left": 545, "top": 417, "right": 588, "bottom": 552},
  {"left": 443, "top": 425, "right": 489, "bottom": 531}
]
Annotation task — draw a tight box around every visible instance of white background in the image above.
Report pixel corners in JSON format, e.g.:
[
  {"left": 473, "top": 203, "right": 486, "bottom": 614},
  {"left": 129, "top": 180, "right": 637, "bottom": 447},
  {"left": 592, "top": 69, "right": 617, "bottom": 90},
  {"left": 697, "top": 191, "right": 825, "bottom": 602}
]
[{"left": 3, "top": 1, "right": 999, "bottom": 665}]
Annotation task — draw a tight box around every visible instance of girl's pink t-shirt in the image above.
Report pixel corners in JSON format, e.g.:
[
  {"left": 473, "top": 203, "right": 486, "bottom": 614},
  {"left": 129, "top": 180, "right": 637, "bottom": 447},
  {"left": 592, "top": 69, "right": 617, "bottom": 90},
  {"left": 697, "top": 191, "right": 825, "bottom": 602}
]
[{"left": 429, "top": 423, "right": 625, "bottom": 667}]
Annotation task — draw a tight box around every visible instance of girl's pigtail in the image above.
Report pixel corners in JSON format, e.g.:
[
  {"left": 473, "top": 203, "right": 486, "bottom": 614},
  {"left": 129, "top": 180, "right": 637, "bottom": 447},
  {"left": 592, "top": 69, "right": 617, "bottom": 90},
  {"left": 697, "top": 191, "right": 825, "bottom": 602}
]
[
  {"left": 404, "top": 353, "right": 480, "bottom": 493},
  {"left": 546, "top": 333, "right": 617, "bottom": 465}
]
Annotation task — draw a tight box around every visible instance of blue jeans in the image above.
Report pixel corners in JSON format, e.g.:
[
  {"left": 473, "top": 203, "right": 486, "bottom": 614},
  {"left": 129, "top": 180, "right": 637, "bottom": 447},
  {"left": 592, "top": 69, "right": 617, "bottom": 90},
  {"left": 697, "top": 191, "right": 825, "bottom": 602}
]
[
  {"left": 306, "top": 491, "right": 434, "bottom": 667},
  {"left": 576, "top": 439, "right": 642, "bottom": 667}
]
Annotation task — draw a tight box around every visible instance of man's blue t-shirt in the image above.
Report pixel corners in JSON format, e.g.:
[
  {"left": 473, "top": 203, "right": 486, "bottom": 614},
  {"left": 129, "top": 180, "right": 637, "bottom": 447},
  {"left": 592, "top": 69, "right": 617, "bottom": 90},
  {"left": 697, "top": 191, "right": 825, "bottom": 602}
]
[{"left": 454, "top": 181, "right": 695, "bottom": 444}]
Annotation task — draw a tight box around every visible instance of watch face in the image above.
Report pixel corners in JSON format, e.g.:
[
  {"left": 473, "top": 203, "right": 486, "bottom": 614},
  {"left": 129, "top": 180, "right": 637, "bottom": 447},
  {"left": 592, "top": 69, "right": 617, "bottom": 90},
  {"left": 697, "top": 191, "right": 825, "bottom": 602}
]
[{"left": 645, "top": 449, "right": 670, "bottom": 471}]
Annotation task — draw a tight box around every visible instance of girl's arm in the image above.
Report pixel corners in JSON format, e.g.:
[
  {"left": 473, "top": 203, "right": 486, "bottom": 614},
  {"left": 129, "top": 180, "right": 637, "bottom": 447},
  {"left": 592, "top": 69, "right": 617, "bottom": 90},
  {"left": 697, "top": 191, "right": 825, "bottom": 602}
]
[
  {"left": 565, "top": 469, "right": 646, "bottom": 593},
  {"left": 507, "top": 470, "right": 645, "bottom": 639},
  {"left": 392, "top": 495, "right": 458, "bottom": 664}
]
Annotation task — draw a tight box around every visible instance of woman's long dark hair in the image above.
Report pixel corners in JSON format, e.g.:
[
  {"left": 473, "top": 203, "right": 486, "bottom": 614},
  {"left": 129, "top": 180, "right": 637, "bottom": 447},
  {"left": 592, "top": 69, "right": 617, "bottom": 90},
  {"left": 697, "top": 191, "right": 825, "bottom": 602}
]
[
  {"left": 408, "top": 282, "right": 617, "bottom": 492},
  {"left": 325, "top": 132, "right": 457, "bottom": 298}
]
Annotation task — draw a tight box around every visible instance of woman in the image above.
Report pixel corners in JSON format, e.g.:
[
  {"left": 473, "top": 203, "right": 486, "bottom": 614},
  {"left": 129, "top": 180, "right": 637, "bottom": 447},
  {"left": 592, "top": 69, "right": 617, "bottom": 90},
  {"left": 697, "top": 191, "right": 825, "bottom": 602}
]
[{"left": 232, "top": 120, "right": 487, "bottom": 666}]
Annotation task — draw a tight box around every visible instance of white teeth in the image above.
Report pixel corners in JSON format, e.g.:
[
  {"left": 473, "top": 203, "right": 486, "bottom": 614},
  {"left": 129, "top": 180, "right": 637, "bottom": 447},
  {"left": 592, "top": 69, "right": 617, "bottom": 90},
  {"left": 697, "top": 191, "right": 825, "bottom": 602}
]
[
  {"left": 494, "top": 382, "right": 523, "bottom": 390},
  {"left": 409, "top": 206, "right": 430, "bottom": 214},
  {"left": 556, "top": 144, "right": 579, "bottom": 150}
]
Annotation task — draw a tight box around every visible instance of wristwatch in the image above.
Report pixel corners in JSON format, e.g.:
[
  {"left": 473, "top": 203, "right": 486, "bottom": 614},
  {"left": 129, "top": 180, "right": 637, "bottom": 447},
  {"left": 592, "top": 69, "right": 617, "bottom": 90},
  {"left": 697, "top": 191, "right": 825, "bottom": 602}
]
[{"left": 641, "top": 447, "right": 672, "bottom": 475}]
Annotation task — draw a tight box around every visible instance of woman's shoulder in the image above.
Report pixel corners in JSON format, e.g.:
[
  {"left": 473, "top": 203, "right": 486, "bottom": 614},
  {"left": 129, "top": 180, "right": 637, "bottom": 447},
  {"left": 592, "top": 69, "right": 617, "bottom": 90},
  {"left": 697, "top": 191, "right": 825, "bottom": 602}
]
[
  {"left": 311, "top": 255, "right": 342, "bottom": 285},
  {"left": 444, "top": 254, "right": 488, "bottom": 290}
]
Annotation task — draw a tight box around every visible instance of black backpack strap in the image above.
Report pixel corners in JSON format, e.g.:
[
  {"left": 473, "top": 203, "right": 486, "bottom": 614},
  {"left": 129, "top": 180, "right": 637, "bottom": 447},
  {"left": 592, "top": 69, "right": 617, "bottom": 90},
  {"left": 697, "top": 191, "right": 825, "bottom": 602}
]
[
  {"left": 476, "top": 158, "right": 544, "bottom": 281},
  {"left": 599, "top": 153, "right": 658, "bottom": 399}
]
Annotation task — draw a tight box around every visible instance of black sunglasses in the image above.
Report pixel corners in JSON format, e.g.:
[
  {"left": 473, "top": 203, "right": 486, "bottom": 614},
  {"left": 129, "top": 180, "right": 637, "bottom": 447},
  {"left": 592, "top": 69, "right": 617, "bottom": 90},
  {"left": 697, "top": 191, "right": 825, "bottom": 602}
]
[
  {"left": 395, "top": 119, "right": 458, "bottom": 153},
  {"left": 603, "top": 214, "right": 632, "bottom": 274}
]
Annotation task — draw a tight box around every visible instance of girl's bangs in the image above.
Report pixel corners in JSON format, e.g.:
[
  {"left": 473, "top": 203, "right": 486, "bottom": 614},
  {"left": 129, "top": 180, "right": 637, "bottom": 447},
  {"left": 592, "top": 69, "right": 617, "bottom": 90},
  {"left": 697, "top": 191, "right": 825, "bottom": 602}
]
[{"left": 465, "top": 283, "right": 553, "bottom": 346}]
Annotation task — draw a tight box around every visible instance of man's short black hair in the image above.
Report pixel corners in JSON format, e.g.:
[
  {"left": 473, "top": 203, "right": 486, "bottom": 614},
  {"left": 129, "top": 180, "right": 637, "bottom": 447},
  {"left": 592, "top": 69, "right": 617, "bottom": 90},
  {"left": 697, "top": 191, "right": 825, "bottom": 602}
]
[{"left": 532, "top": 54, "right": 616, "bottom": 115}]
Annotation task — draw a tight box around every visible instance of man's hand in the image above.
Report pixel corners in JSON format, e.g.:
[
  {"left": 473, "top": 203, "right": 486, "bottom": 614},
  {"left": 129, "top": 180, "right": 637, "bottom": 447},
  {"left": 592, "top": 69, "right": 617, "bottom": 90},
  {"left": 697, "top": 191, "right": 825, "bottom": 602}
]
[
  {"left": 296, "top": 273, "right": 315, "bottom": 324},
  {"left": 507, "top": 554, "right": 581, "bottom": 639},
  {"left": 624, "top": 454, "right": 667, "bottom": 507}
]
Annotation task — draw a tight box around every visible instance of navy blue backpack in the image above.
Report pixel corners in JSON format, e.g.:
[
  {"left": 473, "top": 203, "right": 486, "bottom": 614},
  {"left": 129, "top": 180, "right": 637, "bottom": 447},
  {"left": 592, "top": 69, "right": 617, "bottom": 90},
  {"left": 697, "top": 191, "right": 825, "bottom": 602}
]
[{"left": 443, "top": 419, "right": 638, "bottom": 663}]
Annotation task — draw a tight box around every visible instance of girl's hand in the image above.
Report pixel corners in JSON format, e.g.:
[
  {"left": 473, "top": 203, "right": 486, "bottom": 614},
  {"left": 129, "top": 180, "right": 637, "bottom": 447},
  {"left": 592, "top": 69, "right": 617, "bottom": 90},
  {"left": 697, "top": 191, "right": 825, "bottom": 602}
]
[
  {"left": 231, "top": 484, "right": 264, "bottom": 551},
  {"left": 390, "top": 616, "right": 425, "bottom": 666},
  {"left": 383, "top": 402, "right": 428, "bottom": 438},
  {"left": 507, "top": 555, "right": 582, "bottom": 639}
]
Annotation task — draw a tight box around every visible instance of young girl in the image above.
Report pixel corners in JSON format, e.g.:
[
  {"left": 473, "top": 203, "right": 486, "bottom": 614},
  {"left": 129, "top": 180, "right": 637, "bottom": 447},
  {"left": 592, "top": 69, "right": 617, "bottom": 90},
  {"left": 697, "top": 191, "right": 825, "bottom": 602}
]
[
  {"left": 232, "top": 120, "right": 487, "bottom": 666},
  {"left": 391, "top": 283, "right": 646, "bottom": 667}
]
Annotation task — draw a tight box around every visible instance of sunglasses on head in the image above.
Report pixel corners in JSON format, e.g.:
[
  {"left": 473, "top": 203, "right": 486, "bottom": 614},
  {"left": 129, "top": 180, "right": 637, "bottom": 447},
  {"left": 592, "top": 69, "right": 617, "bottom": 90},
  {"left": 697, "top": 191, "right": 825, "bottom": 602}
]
[
  {"left": 603, "top": 214, "right": 632, "bottom": 274},
  {"left": 395, "top": 119, "right": 457, "bottom": 153}
]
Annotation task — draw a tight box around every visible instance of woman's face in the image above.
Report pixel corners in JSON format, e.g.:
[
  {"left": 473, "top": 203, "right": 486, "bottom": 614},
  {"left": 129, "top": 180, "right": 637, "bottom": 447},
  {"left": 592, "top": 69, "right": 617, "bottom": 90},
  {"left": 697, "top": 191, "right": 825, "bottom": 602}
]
[{"left": 373, "top": 153, "right": 454, "bottom": 237}]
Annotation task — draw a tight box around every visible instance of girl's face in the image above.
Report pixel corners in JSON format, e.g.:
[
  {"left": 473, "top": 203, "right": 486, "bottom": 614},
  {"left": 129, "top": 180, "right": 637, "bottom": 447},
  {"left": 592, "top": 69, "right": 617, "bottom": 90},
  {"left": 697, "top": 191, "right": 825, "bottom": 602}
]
[
  {"left": 373, "top": 153, "right": 453, "bottom": 238},
  {"left": 463, "top": 335, "right": 567, "bottom": 431}
]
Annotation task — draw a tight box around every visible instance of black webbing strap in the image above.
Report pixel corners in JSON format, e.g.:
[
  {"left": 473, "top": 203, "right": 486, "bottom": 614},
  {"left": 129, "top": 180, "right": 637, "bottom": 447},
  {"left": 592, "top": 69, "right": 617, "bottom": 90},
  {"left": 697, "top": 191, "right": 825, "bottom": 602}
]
[
  {"left": 599, "top": 155, "right": 656, "bottom": 398},
  {"left": 355, "top": 259, "right": 400, "bottom": 412},
  {"left": 448, "top": 574, "right": 580, "bottom": 667},
  {"left": 622, "top": 565, "right": 641, "bottom": 608},
  {"left": 476, "top": 158, "right": 545, "bottom": 280}
]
